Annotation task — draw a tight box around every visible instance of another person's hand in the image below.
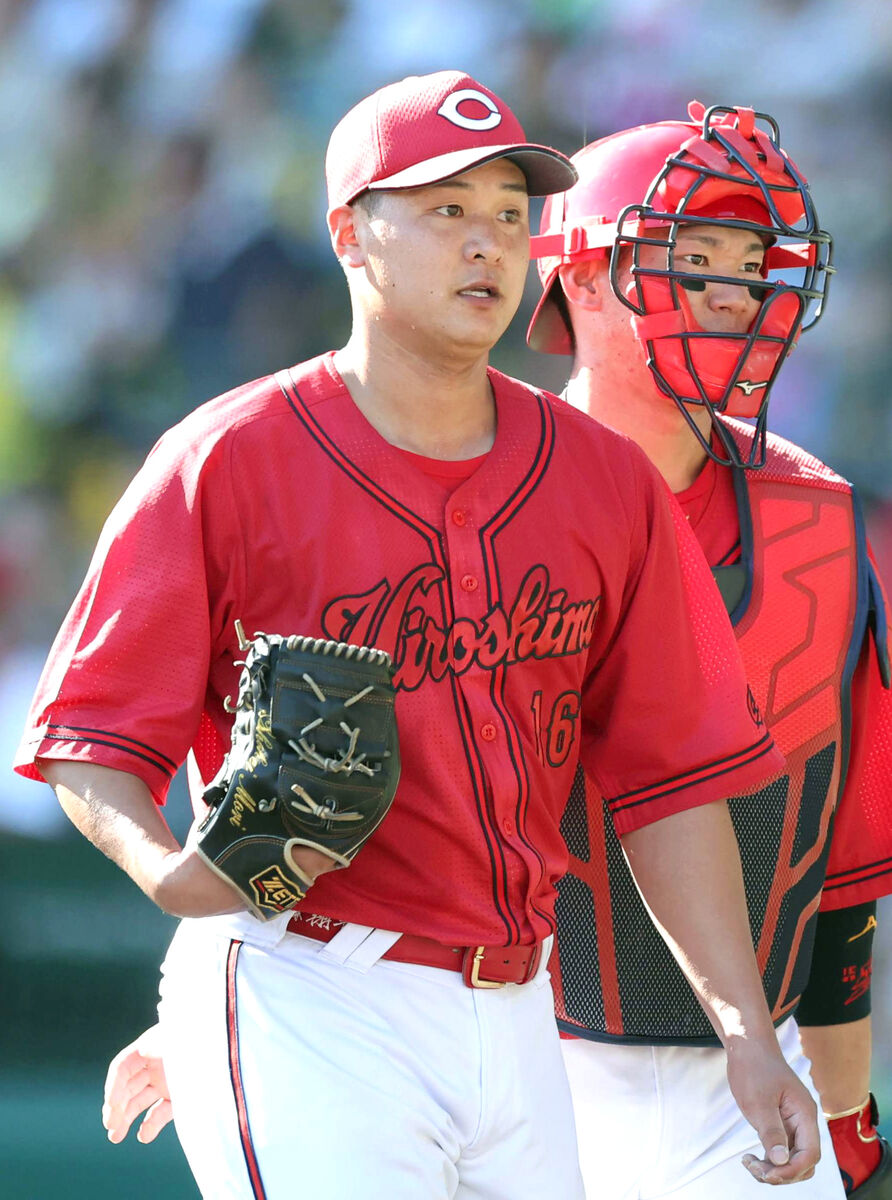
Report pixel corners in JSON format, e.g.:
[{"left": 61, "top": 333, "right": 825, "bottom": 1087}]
[
  {"left": 726, "top": 1035, "right": 820, "bottom": 1184},
  {"left": 102, "top": 1025, "right": 172, "bottom": 1144}
]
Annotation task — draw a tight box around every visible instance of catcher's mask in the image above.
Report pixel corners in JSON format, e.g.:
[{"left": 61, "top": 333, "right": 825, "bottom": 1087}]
[{"left": 528, "top": 101, "right": 834, "bottom": 468}]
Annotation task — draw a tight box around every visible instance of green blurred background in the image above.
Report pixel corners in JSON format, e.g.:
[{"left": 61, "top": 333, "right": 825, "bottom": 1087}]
[{"left": 1, "top": 0, "right": 890, "bottom": 1195}]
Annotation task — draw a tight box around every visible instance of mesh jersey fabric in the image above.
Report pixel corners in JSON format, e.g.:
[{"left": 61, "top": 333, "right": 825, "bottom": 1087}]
[{"left": 16, "top": 354, "right": 779, "bottom": 947}]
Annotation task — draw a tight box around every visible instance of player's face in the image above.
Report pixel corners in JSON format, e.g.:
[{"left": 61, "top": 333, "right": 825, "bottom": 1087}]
[
  {"left": 635, "top": 223, "right": 767, "bottom": 334},
  {"left": 352, "top": 158, "right": 530, "bottom": 360}
]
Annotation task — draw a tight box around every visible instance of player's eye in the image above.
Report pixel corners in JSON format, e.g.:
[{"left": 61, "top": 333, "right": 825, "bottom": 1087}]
[
  {"left": 500, "top": 208, "right": 525, "bottom": 225},
  {"left": 742, "top": 260, "right": 763, "bottom": 274},
  {"left": 435, "top": 203, "right": 463, "bottom": 217},
  {"left": 680, "top": 253, "right": 707, "bottom": 268}
]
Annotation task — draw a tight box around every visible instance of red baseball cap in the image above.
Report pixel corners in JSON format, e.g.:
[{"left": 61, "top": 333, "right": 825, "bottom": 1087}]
[{"left": 325, "top": 70, "right": 577, "bottom": 210}]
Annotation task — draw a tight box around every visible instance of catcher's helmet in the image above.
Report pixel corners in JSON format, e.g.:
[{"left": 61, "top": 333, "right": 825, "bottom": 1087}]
[{"left": 528, "top": 102, "right": 834, "bottom": 468}]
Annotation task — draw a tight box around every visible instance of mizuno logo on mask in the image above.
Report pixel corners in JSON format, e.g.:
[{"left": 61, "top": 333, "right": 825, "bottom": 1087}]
[{"left": 736, "top": 379, "right": 768, "bottom": 397}]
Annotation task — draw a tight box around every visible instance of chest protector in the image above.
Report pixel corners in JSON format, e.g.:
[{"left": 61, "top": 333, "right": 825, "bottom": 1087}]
[{"left": 553, "top": 420, "right": 875, "bottom": 1044}]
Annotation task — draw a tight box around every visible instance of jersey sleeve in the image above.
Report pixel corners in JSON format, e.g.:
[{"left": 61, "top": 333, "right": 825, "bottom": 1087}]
[
  {"left": 14, "top": 422, "right": 243, "bottom": 804},
  {"left": 580, "top": 462, "right": 784, "bottom": 836},
  {"left": 821, "top": 547, "right": 892, "bottom": 910}
]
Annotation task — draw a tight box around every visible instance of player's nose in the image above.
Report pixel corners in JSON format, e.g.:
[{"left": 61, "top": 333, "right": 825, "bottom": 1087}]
[
  {"left": 463, "top": 218, "right": 505, "bottom": 263},
  {"left": 706, "top": 279, "right": 755, "bottom": 316}
]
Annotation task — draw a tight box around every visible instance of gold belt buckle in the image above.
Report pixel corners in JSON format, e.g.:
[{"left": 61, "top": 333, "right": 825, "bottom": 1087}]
[{"left": 466, "top": 946, "right": 506, "bottom": 989}]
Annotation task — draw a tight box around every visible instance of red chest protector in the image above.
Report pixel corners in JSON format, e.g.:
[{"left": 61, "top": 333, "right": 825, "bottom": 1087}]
[{"left": 552, "top": 420, "right": 880, "bottom": 1044}]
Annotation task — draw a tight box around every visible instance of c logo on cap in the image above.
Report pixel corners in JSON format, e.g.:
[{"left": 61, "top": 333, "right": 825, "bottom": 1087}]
[{"left": 437, "top": 89, "right": 502, "bottom": 131}]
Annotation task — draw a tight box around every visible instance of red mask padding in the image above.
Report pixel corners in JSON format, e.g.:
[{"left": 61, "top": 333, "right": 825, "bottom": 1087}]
[{"left": 630, "top": 275, "right": 805, "bottom": 417}]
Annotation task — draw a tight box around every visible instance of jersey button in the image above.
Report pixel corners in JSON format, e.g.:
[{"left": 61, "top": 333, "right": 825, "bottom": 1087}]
[
  {"left": 501, "top": 817, "right": 515, "bottom": 836},
  {"left": 451, "top": 509, "right": 467, "bottom": 527},
  {"left": 460, "top": 574, "right": 479, "bottom": 592},
  {"left": 481, "top": 723, "right": 497, "bottom": 741}
]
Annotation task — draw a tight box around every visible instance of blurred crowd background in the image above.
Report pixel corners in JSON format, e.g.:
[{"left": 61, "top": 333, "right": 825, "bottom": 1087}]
[{"left": 1, "top": 0, "right": 890, "bottom": 1194}]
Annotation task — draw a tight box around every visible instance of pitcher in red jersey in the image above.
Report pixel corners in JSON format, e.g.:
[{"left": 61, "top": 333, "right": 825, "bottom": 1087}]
[
  {"left": 18, "top": 77, "right": 821, "bottom": 1197},
  {"left": 529, "top": 100, "right": 892, "bottom": 1200}
]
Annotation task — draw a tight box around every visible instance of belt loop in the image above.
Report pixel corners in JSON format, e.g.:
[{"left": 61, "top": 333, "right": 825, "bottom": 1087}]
[
  {"left": 344, "top": 928, "right": 402, "bottom": 970},
  {"left": 531, "top": 934, "right": 553, "bottom": 983},
  {"left": 521, "top": 941, "right": 543, "bottom": 984},
  {"left": 314, "top": 922, "right": 374, "bottom": 963}
]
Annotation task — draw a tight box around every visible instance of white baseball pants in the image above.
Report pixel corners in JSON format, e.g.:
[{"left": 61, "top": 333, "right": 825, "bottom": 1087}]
[
  {"left": 562, "top": 1016, "right": 845, "bottom": 1199},
  {"left": 157, "top": 916, "right": 584, "bottom": 1200}
]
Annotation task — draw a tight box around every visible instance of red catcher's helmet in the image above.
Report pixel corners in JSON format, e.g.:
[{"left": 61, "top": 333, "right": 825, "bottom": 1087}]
[{"left": 528, "top": 102, "right": 834, "bottom": 468}]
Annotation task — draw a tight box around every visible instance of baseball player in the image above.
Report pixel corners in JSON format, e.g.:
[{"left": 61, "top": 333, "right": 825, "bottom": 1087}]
[
  {"left": 527, "top": 101, "right": 892, "bottom": 1199},
  {"left": 18, "top": 75, "right": 820, "bottom": 1199}
]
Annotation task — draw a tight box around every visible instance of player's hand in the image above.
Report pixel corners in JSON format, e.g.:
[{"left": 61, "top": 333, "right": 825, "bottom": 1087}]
[
  {"left": 102, "top": 1024, "right": 172, "bottom": 1145},
  {"left": 153, "top": 839, "right": 249, "bottom": 917},
  {"left": 726, "top": 1035, "right": 820, "bottom": 1184},
  {"left": 153, "top": 833, "right": 338, "bottom": 918}
]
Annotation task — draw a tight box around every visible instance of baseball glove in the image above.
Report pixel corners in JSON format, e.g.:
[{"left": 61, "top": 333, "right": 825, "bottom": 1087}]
[{"left": 195, "top": 622, "right": 400, "bottom": 921}]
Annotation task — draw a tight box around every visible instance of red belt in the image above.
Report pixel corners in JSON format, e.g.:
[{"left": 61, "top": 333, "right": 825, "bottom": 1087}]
[{"left": 287, "top": 915, "right": 544, "bottom": 989}]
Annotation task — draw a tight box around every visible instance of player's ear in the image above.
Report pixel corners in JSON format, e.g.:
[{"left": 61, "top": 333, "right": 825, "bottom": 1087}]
[
  {"left": 558, "top": 259, "right": 606, "bottom": 313},
  {"left": 328, "top": 205, "right": 366, "bottom": 269}
]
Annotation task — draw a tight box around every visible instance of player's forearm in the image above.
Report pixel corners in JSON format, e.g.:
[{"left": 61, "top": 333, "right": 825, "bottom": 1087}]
[
  {"left": 42, "top": 758, "right": 180, "bottom": 884},
  {"left": 620, "top": 798, "right": 775, "bottom": 1046},
  {"left": 39, "top": 759, "right": 243, "bottom": 917},
  {"left": 798, "top": 1016, "right": 872, "bottom": 1114}
]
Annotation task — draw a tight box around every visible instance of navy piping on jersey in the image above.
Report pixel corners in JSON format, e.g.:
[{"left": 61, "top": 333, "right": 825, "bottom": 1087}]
[
  {"left": 480, "top": 391, "right": 557, "bottom": 932},
  {"left": 278, "top": 368, "right": 571, "bottom": 944},
  {"left": 716, "top": 537, "right": 742, "bottom": 567},
  {"left": 606, "top": 731, "right": 777, "bottom": 814},
  {"left": 41, "top": 726, "right": 175, "bottom": 776},
  {"left": 42, "top": 723, "right": 178, "bottom": 767},
  {"left": 824, "top": 853, "right": 892, "bottom": 894},
  {"left": 449, "top": 669, "right": 520, "bottom": 942},
  {"left": 225, "top": 941, "right": 268, "bottom": 1200}
]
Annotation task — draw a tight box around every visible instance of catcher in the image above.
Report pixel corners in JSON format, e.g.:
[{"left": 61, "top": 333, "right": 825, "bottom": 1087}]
[{"left": 527, "top": 101, "right": 892, "bottom": 1199}]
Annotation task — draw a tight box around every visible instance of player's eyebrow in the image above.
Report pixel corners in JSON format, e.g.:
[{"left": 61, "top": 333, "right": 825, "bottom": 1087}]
[{"left": 678, "top": 231, "right": 766, "bottom": 254}]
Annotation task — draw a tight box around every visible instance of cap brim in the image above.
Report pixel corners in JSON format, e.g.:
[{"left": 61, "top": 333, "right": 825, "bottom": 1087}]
[{"left": 366, "top": 144, "right": 578, "bottom": 198}]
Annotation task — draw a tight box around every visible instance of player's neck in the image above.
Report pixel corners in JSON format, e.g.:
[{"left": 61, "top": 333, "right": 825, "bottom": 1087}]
[
  {"left": 565, "top": 365, "right": 711, "bottom": 494},
  {"left": 335, "top": 334, "right": 496, "bottom": 460}
]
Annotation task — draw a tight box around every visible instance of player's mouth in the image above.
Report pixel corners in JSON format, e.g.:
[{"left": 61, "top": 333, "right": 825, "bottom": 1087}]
[{"left": 457, "top": 282, "right": 501, "bottom": 302}]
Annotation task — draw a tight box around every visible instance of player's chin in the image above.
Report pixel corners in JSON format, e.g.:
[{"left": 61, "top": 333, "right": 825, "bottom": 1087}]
[{"left": 451, "top": 301, "right": 517, "bottom": 348}]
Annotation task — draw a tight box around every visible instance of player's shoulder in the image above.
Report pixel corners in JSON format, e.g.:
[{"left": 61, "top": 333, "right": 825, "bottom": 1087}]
[
  {"left": 722, "top": 417, "right": 853, "bottom": 494},
  {"left": 148, "top": 353, "right": 334, "bottom": 473}
]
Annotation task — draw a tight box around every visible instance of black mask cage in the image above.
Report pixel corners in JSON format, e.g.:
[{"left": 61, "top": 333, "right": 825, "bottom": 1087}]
[{"left": 608, "top": 105, "right": 834, "bottom": 469}]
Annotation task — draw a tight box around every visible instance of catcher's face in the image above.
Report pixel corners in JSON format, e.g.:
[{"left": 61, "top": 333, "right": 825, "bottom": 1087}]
[
  {"left": 627, "top": 222, "right": 768, "bottom": 335},
  {"left": 346, "top": 158, "right": 530, "bottom": 360}
]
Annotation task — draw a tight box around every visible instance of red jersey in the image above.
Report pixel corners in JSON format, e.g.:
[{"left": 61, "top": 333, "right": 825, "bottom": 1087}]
[
  {"left": 552, "top": 420, "right": 892, "bottom": 1044},
  {"left": 16, "top": 355, "right": 780, "bottom": 946}
]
